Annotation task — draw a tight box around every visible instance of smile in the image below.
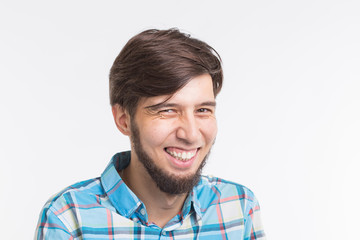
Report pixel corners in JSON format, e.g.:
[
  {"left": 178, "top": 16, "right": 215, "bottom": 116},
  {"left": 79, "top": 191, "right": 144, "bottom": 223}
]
[{"left": 165, "top": 147, "right": 198, "bottom": 162}]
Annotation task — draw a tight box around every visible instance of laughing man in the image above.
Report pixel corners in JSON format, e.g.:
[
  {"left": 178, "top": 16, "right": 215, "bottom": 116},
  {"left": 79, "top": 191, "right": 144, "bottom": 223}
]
[{"left": 35, "top": 28, "right": 266, "bottom": 240}]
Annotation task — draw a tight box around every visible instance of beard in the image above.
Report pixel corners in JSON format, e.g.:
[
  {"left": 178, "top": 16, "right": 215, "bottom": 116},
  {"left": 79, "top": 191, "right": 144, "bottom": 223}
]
[{"left": 130, "top": 120, "right": 209, "bottom": 195}]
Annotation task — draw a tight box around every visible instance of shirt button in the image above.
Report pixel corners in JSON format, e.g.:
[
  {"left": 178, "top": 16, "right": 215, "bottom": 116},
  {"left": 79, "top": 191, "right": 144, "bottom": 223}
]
[
  {"left": 140, "top": 208, "right": 146, "bottom": 215},
  {"left": 162, "top": 231, "right": 166, "bottom": 236}
]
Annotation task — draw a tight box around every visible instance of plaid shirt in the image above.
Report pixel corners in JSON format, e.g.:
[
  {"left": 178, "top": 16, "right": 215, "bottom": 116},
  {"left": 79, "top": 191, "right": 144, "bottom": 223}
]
[{"left": 35, "top": 151, "right": 266, "bottom": 239}]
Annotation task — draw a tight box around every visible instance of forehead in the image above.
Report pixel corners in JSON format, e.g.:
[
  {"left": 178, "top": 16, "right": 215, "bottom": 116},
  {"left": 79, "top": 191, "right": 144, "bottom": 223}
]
[{"left": 139, "top": 74, "right": 215, "bottom": 108}]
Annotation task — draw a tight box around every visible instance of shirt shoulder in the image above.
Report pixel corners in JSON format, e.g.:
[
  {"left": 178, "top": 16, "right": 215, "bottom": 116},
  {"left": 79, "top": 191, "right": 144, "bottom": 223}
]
[
  {"left": 195, "top": 175, "right": 260, "bottom": 215},
  {"left": 40, "top": 179, "right": 105, "bottom": 222},
  {"left": 45, "top": 177, "right": 104, "bottom": 208},
  {"left": 35, "top": 178, "right": 107, "bottom": 239},
  {"left": 198, "top": 175, "right": 257, "bottom": 199}
]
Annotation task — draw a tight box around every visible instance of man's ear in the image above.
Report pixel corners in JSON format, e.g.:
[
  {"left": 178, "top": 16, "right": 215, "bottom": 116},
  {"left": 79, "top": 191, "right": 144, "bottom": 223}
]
[{"left": 112, "top": 104, "right": 131, "bottom": 136}]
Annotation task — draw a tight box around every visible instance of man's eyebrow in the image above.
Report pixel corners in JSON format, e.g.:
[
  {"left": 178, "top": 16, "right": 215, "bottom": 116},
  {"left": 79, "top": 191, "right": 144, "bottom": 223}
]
[
  {"left": 197, "top": 101, "right": 217, "bottom": 107},
  {"left": 145, "top": 101, "right": 216, "bottom": 111},
  {"left": 144, "top": 102, "right": 179, "bottom": 111}
]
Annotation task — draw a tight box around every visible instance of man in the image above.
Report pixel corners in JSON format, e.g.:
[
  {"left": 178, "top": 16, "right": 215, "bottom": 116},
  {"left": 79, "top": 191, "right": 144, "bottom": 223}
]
[{"left": 35, "top": 28, "right": 266, "bottom": 239}]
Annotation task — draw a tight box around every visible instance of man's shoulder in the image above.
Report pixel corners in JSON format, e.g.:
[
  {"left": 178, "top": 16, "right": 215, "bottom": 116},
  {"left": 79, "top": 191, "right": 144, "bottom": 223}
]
[
  {"left": 42, "top": 177, "right": 104, "bottom": 212},
  {"left": 197, "top": 175, "right": 258, "bottom": 203}
]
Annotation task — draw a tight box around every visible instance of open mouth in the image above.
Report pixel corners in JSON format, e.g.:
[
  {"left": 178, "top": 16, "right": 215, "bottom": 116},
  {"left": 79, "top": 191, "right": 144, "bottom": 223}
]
[{"left": 164, "top": 147, "right": 199, "bottom": 162}]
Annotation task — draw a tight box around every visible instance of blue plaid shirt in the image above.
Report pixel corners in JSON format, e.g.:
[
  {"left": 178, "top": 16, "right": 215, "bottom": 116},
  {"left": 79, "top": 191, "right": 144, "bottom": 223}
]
[{"left": 35, "top": 151, "right": 265, "bottom": 239}]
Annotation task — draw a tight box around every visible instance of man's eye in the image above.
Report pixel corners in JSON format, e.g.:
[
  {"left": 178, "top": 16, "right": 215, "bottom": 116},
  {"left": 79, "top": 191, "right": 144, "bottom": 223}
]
[
  {"left": 160, "top": 109, "right": 175, "bottom": 113},
  {"left": 158, "top": 109, "right": 178, "bottom": 119},
  {"left": 198, "top": 108, "right": 211, "bottom": 113}
]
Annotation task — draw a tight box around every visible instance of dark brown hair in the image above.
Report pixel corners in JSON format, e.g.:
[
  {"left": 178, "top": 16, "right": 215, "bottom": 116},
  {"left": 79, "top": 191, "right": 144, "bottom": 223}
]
[{"left": 109, "top": 28, "right": 223, "bottom": 117}]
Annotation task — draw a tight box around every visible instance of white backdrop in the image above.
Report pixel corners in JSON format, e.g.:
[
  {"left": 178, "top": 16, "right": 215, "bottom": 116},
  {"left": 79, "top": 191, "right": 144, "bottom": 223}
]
[{"left": 1, "top": 1, "right": 359, "bottom": 239}]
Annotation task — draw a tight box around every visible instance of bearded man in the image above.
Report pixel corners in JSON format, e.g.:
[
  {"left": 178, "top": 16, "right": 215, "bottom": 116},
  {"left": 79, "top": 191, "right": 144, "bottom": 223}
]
[{"left": 35, "top": 28, "right": 266, "bottom": 240}]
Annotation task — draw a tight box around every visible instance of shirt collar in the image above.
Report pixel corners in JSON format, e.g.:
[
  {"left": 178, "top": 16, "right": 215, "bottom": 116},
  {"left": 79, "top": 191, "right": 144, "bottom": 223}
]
[
  {"left": 100, "top": 151, "right": 218, "bottom": 221},
  {"left": 100, "top": 151, "right": 143, "bottom": 218},
  {"left": 191, "top": 176, "right": 222, "bottom": 220}
]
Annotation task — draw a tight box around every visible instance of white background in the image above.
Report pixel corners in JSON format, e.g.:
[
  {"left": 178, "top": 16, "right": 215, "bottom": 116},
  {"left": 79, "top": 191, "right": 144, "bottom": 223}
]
[{"left": 1, "top": 0, "right": 359, "bottom": 239}]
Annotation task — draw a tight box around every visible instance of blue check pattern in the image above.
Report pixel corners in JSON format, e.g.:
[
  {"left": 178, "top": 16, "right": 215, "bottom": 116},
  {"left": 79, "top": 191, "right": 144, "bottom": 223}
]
[{"left": 35, "top": 151, "right": 265, "bottom": 239}]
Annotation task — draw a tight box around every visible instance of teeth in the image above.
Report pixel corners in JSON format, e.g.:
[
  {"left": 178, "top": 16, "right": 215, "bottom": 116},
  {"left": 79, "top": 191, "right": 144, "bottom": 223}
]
[{"left": 166, "top": 148, "right": 196, "bottom": 161}]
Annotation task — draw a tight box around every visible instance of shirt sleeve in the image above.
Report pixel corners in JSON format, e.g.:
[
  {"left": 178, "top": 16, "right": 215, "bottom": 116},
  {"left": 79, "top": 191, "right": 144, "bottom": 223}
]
[
  {"left": 243, "top": 195, "right": 266, "bottom": 240},
  {"left": 34, "top": 206, "right": 74, "bottom": 240}
]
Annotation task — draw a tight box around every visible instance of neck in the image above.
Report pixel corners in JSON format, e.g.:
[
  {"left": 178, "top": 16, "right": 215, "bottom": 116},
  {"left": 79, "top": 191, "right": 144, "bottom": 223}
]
[{"left": 120, "top": 157, "right": 188, "bottom": 228}]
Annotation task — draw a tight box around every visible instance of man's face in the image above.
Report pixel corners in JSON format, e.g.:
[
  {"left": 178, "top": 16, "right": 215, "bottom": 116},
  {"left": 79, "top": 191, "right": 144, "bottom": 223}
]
[{"left": 130, "top": 74, "right": 217, "bottom": 194}]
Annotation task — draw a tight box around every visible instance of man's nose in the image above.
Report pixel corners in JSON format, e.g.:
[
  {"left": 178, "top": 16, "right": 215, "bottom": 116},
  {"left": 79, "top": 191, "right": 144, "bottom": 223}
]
[{"left": 176, "top": 113, "right": 201, "bottom": 144}]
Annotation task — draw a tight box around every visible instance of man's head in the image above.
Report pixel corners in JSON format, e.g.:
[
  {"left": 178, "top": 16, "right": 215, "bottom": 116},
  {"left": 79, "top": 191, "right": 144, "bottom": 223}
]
[
  {"left": 110, "top": 29, "right": 223, "bottom": 194},
  {"left": 109, "top": 28, "right": 223, "bottom": 118}
]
